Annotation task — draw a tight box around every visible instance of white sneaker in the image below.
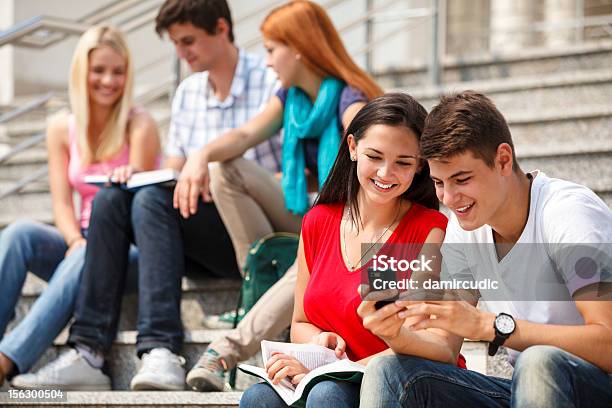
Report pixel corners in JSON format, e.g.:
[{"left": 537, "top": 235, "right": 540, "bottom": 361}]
[
  {"left": 10, "top": 349, "right": 111, "bottom": 391},
  {"left": 130, "top": 348, "right": 186, "bottom": 391}
]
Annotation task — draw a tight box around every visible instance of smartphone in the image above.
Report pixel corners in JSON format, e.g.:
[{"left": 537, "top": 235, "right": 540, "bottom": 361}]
[
  {"left": 367, "top": 267, "right": 398, "bottom": 309},
  {"left": 374, "top": 300, "right": 394, "bottom": 310}
]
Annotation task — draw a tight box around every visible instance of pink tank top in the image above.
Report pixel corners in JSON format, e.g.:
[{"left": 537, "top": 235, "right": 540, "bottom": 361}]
[{"left": 67, "top": 115, "right": 130, "bottom": 229}]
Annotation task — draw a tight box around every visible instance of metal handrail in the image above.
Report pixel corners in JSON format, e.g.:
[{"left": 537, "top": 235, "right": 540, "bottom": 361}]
[
  {"left": 440, "top": 13, "right": 612, "bottom": 43},
  {"left": 0, "top": 92, "right": 54, "bottom": 124},
  {"left": 243, "top": 0, "right": 348, "bottom": 50},
  {"left": 0, "top": 15, "right": 90, "bottom": 48},
  {"left": 0, "top": 133, "right": 46, "bottom": 166},
  {"left": 0, "top": 166, "right": 48, "bottom": 201},
  {"left": 117, "top": 1, "right": 166, "bottom": 34},
  {"left": 81, "top": 0, "right": 148, "bottom": 25},
  {"left": 135, "top": 77, "right": 175, "bottom": 106},
  {"left": 0, "top": 0, "right": 163, "bottom": 48},
  {"left": 234, "top": 0, "right": 287, "bottom": 25},
  {"left": 0, "top": 111, "right": 172, "bottom": 201}
]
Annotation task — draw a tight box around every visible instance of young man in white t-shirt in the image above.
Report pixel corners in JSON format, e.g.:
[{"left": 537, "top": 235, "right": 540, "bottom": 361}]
[{"left": 358, "top": 91, "right": 612, "bottom": 407}]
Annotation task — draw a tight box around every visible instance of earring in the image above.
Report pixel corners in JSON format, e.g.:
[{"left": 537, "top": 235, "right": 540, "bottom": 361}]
[{"left": 350, "top": 155, "right": 356, "bottom": 161}]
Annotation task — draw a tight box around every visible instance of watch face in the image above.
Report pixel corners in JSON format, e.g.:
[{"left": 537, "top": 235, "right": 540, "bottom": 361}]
[{"left": 496, "top": 314, "right": 515, "bottom": 335}]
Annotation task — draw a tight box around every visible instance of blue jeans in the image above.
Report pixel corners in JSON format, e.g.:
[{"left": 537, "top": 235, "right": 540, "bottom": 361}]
[
  {"left": 239, "top": 380, "right": 360, "bottom": 408},
  {"left": 360, "top": 346, "right": 612, "bottom": 408},
  {"left": 0, "top": 220, "right": 84, "bottom": 375},
  {"left": 68, "top": 186, "right": 239, "bottom": 356}
]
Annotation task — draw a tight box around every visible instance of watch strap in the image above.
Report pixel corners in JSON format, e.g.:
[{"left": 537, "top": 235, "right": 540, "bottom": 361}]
[{"left": 488, "top": 334, "right": 505, "bottom": 356}]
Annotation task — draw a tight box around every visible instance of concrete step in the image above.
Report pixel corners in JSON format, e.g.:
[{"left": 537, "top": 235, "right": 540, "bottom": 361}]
[
  {"left": 510, "top": 106, "right": 612, "bottom": 158},
  {"left": 0, "top": 212, "right": 53, "bottom": 230},
  {"left": 0, "top": 147, "right": 48, "bottom": 182},
  {"left": 1, "top": 191, "right": 54, "bottom": 222},
  {"left": 1, "top": 337, "right": 507, "bottom": 396},
  {"left": 12, "top": 328, "right": 265, "bottom": 392},
  {"left": 0, "top": 104, "right": 170, "bottom": 146},
  {"left": 410, "top": 68, "right": 612, "bottom": 118},
  {"left": 460, "top": 341, "right": 513, "bottom": 379},
  {"left": 375, "top": 40, "right": 612, "bottom": 88},
  {"left": 0, "top": 390, "right": 242, "bottom": 407},
  {"left": 520, "top": 151, "right": 612, "bottom": 196},
  {"left": 0, "top": 180, "right": 49, "bottom": 193},
  {"left": 0, "top": 122, "right": 46, "bottom": 143},
  {"left": 10, "top": 274, "right": 241, "bottom": 333},
  {"left": 0, "top": 344, "right": 510, "bottom": 407}
]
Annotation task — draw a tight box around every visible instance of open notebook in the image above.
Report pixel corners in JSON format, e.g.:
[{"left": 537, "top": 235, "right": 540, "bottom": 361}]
[
  {"left": 238, "top": 340, "right": 364, "bottom": 407},
  {"left": 84, "top": 169, "right": 179, "bottom": 191}
]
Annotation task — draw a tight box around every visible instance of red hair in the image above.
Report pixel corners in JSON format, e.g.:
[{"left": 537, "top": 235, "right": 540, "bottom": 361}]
[{"left": 261, "top": 0, "right": 383, "bottom": 100}]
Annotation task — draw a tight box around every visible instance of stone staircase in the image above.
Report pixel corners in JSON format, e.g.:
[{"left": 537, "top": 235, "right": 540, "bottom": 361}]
[
  {"left": 2, "top": 41, "right": 612, "bottom": 406},
  {"left": 0, "top": 274, "right": 255, "bottom": 407},
  {"left": 388, "top": 44, "right": 612, "bottom": 207}
]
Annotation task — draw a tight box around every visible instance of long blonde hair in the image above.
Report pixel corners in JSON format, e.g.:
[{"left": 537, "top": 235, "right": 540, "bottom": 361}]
[
  {"left": 261, "top": 0, "right": 383, "bottom": 100},
  {"left": 69, "top": 25, "right": 133, "bottom": 164}
]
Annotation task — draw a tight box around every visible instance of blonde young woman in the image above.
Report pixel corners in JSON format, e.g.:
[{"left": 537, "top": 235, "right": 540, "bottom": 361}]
[
  {"left": 0, "top": 25, "right": 159, "bottom": 387},
  {"left": 182, "top": 0, "right": 383, "bottom": 392}
]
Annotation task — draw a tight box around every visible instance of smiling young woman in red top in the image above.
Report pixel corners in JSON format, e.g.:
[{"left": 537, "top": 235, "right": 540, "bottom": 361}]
[{"left": 240, "top": 93, "right": 466, "bottom": 408}]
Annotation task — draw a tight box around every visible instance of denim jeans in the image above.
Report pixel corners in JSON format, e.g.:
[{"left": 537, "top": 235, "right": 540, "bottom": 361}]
[
  {"left": 0, "top": 220, "right": 84, "bottom": 375},
  {"left": 360, "top": 346, "right": 612, "bottom": 408},
  {"left": 68, "top": 186, "right": 239, "bottom": 356},
  {"left": 239, "top": 380, "right": 360, "bottom": 408}
]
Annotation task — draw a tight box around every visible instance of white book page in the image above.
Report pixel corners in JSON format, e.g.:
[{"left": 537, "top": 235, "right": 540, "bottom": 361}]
[
  {"left": 261, "top": 340, "right": 343, "bottom": 371},
  {"left": 127, "top": 169, "right": 178, "bottom": 188},
  {"left": 239, "top": 359, "right": 365, "bottom": 406},
  {"left": 84, "top": 175, "right": 111, "bottom": 184},
  {"left": 238, "top": 364, "right": 296, "bottom": 406}
]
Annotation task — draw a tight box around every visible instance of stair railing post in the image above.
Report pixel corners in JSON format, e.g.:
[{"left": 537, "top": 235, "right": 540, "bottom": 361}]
[
  {"left": 173, "top": 56, "right": 181, "bottom": 100},
  {"left": 428, "top": 0, "right": 441, "bottom": 88},
  {"left": 365, "top": 0, "right": 374, "bottom": 73}
]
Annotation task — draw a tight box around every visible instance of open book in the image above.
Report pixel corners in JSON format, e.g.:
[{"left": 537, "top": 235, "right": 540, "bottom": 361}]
[
  {"left": 84, "top": 169, "right": 179, "bottom": 191},
  {"left": 238, "top": 340, "right": 365, "bottom": 407}
]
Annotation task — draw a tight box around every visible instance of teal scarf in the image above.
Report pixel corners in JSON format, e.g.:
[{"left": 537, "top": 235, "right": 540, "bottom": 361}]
[{"left": 282, "top": 77, "right": 345, "bottom": 215}]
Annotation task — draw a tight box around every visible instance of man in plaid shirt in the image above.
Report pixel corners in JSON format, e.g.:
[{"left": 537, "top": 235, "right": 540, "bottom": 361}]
[{"left": 11, "top": 0, "right": 282, "bottom": 392}]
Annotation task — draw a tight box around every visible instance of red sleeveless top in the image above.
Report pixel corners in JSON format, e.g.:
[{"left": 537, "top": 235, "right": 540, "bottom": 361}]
[{"left": 301, "top": 202, "right": 466, "bottom": 368}]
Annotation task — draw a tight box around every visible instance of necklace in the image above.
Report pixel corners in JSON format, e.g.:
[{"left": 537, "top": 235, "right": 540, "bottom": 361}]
[{"left": 342, "top": 202, "right": 402, "bottom": 271}]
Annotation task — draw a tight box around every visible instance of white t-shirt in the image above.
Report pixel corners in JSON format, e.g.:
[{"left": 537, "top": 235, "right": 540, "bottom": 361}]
[{"left": 441, "top": 171, "right": 612, "bottom": 364}]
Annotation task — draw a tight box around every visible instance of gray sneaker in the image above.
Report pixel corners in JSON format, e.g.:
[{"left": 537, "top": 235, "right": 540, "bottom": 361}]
[
  {"left": 186, "top": 348, "right": 227, "bottom": 392},
  {"left": 130, "top": 348, "right": 186, "bottom": 391},
  {"left": 10, "top": 349, "right": 111, "bottom": 391}
]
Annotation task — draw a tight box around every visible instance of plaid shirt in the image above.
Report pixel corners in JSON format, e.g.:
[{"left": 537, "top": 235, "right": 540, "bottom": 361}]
[{"left": 166, "top": 49, "right": 282, "bottom": 173}]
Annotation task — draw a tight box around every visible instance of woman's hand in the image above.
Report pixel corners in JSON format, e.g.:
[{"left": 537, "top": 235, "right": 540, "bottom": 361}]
[
  {"left": 265, "top": 352, "right": 310, "bottom": 385},
  {"left": 309, "top": 332, "right": 347, "bottom": 358},
  {"left": 65, "top": 237, "right": 86, "bottom": 257},
  {"left": 108, "top": 165, "right": 136, "bottom": 184}
]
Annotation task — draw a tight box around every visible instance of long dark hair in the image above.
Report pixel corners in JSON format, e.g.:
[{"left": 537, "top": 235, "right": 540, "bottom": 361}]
[{"left": 316, "top": 92, "right": 439, "bottom": 227}]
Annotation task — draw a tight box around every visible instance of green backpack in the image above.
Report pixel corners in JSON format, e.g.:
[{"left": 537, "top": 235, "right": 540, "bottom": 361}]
[
  {"left": 214, "top": 232, "right": 300, "bottom": 327},
  {"left": 226, "top": 232, "right": 299, "bottom": 389},
  {"left": 240, "top": 232, "right": 300, "bottom": 315}
]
